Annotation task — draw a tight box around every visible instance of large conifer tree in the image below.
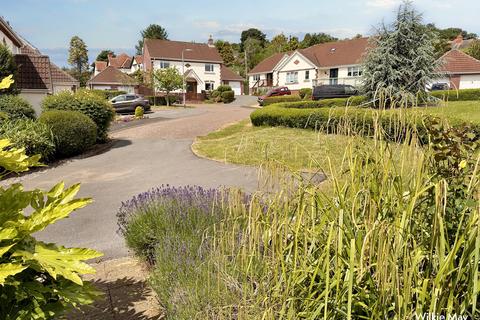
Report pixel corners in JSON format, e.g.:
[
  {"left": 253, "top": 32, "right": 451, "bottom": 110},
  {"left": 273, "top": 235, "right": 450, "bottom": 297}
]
[{"left": 362, "top": 1, "right": 439, "bottom": 105}]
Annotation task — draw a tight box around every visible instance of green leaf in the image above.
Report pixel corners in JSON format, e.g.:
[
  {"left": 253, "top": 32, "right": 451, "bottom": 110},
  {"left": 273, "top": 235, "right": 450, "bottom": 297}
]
[
  {"left": 18, "top": 243, "right": 102, "bottom": 286},
  {"left": 0, "top": 263, "right": 27, "bottom": 284}
]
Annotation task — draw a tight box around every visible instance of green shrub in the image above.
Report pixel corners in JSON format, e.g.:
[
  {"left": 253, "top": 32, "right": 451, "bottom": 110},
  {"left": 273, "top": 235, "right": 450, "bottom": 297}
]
[
  {"left": 0, "top": 139, "right": 103, "bottom": 319},
  {"left": 39, "top": 110, "right": 97, "bottom": 158},
  {"left": 41, "top": 90, "right": 115, "bottom": 143},
  {"left": 299, "top": 88, "right": 312, "bottom": 99},
  {"left": 275, "top": 96, "right": 369, "bottom": 109},
  {"left": 221, "top": 90, "right": 235, "bottom": 103},
  {"left": 262, "top": 95, "right": 301, "bottom": 106},
  {"left": 211, "top": 90, "right": 221, "bottom": 99},
  {"left": 90, "top": 89, "right": 127, "bottom": 100},
  {"left": 430, "top": 88, "right": 480, "bottom": 101},
  {"left": 216, "top": 85, "right": 232, "bottom": 92},
  {"left": 0, "top": 95, "right": 36, "bottom": 120},
  {"left": 135, "top": 106, "right": 144, "bottom": 118},
  {"left": 0, "top": 119, "right": 55, "bottom": 161},
  {"left": 146, "top": 95, "right": 178, "bottom": 106}
]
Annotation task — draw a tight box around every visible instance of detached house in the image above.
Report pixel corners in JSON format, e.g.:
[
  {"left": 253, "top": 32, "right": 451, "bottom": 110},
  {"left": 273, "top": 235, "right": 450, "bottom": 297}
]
[
  {"left": 91, "top": 53, "right": 138, "bottom": 92},
  {"left": 437, "top": 49, "right": 480, "bottom": 89},
  {"left": 0, "top": 17, "right": 79, "bottom": 113},
  {"left": 248, "top": 37, "right": 370, "bottom": 94},
  {"left": 143, "top": 37, "right": 244, "bottom": 98}
]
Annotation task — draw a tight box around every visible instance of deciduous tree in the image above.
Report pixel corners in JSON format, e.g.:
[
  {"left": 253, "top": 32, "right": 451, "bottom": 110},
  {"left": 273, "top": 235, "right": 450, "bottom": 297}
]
[
  {"left": 240, "top": 28, "right": 267, "bottom": 51},
  {"left": 68, "top": 36, "right": 89, "bottom": 86},
  {"left": 466, "top": 40, "right": 480, "bottom": 61},
  {"left": 215, "top": 40, "right": 235, "bottom": 66},
  {"left": 0, "top": 44, "right": 17, "bottom": 94},
  {"left": 153, "top": 67, "right": 182, "bottom": 106}
]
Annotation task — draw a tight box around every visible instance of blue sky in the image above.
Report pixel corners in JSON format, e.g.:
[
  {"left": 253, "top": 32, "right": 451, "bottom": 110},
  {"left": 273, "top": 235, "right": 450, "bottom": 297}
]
[{"left": 3, "top": 0, "right": 480, "bottom": 67}]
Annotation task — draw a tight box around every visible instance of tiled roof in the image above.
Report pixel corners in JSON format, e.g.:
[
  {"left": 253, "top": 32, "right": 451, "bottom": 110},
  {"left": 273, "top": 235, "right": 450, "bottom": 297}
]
[
  {"left": 134, "top": 55, "right": 143, "bottom": 64},
  {"left": 221, "top": 65, "right": 244, "bottom": 81},
  {"left": 94, "top": 61, "right": 107, "bottom": 72},
  {"left": 438, "top": 49, "right": 480, "bottom": 74},
  {"left": 108, "top": 53, "right": 132, "bottom": 69},
  {"left": 87, "top": 66, "right": 137, "bottom": 85},
  {"left": 248, "top": 52, "right": 289, "bottom": 74},
  {"left": 14, "top": 54, "right": 52, "bottom": 90},
  {"left": 300, "top": 37, "right": 370, "bottom": 68},
  {"left": 144, "top": 39, "right": 223, "bottom": 63},
  {"left": 50, "top": 63, "right": 79, "bottom": 84},
  {"left": 0, "top": 17, "right": 23, "bottom": 48},
  {"left": 20, "top": 45, "right": 41, "bottom": 55}
]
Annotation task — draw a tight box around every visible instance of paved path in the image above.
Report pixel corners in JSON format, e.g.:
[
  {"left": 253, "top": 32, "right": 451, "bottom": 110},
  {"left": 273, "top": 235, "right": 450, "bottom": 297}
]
[{"left": 13, "top": 96, "right": 259, "bottom": 260}]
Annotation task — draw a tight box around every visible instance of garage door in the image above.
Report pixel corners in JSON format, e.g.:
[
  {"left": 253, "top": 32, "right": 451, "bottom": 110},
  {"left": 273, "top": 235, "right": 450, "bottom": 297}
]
[
  {"left": 460, "top": 75, "right": 480, "bottom": 89},
  {"left": 229, "top": 81, "right": 242, "bottom": 95}
]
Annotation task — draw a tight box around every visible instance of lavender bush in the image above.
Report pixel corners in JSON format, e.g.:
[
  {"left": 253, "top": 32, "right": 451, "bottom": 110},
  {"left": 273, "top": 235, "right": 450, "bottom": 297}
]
[{"left": 117, "top": 185, "right": 252, "bottom": 318}]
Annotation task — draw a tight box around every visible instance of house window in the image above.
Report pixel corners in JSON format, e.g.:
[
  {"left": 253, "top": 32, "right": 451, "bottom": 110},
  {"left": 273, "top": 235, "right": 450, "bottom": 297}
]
[
  {"left": 253, "top": 74, "right": 260, "bottom": 82},
  {"left": 205, "top": 64, "right": 215, "bottom": 72},
  {"left": 305, "top": 70, "right": 310, "bottom": 80},
  {"left": 286, "top": 72, "right": 298, "bottom": 84},
  {"left": 347, "top": 66, "right": 362, "bottom": 77},
  {"left": 205, "top": 81, "right": 215, "bottom": 91},
  {"left": 159, "top": 61, "right": 170, "bottom": 69}
]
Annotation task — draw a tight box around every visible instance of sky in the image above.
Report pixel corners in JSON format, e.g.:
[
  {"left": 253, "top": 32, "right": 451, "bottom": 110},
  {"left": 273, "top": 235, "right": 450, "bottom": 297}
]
[{"left": 2, "top": 0, "right": 480, "bottom": 67}]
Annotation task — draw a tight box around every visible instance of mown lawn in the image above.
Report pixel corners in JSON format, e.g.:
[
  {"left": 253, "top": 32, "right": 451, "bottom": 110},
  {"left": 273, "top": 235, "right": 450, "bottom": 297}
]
[
  {"left": 193, "top": 119, "right": 374, "bottom": 172},
  {"left": 413, "top": 100, "right": 480, "bottom": 124}
]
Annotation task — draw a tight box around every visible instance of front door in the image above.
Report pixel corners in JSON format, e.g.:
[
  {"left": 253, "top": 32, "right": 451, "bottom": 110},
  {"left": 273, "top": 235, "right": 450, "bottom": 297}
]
[
  {"left": 266, "top": 73, "right": 273, "bottom": 87},
  {"left": 186, "top": 80, "right": 198, "bottom": 100},
  {"left": 329, "top": 69, "right": 339, "bottom": 85}
]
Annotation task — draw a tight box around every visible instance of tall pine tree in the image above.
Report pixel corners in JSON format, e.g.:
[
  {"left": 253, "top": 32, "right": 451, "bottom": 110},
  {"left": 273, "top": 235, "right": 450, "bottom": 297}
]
[{"left": 362, "top": 1, "right": 438, "bottom": 105}]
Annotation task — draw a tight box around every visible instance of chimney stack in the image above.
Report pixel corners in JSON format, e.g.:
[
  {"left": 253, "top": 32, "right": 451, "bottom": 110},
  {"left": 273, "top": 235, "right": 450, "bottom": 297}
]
[{"left": 207, "top": 35, "right": 214, "bottom": 47}]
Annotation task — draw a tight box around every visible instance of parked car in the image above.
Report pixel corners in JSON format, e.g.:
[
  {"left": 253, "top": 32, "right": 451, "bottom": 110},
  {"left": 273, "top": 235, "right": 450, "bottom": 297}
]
[
  {"left": 258, "top": 87, "right": 291, "bottom": 106},
  {"left": 312, "top": 85, "right": 359, "bottom": 100},
  {"left": 110, "top": 94, "right": 151, "bottom": 113},
  {"left": 430, "top": 83, "right": 450, "bottom": 91}
]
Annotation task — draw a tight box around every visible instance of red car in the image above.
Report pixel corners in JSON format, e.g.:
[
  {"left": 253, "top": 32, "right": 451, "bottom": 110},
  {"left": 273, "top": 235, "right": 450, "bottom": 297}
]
[{"left": 258, "top": 87, "right": 291, "bottom": 106}]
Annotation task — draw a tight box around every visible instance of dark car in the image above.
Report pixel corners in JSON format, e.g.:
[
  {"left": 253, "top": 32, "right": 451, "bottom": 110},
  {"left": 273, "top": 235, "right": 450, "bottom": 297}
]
[
  {"left": 258, "top": 87, "right": 291, "bottom": 106},
  {"left": 430, "top": 83, "right": 450, "bottom": 91},
  {"left": 312, "top": 85, "right": 359, "bottom": 100},
  {"left": 110, "top": 94, "right": 151, "bottom": 113}
]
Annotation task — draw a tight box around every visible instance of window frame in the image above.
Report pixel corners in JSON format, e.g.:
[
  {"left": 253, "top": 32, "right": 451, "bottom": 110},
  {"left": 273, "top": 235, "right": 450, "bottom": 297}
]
[
  {"left": 305, "top": 70, "right": 310, "bottom": 80},
  {"left": 205, "top": 81, "right": 215, "bottom": 91},
  {"left": 253, "top": 74, "right": 260, "bottom": 82},
  {"left": 205, "top": 64, "right": 215, "bottom": 73},
  {"left": 347, "top": 66, "right": 363, "bottom": 77},
  {"left": 286, "top": 72, "right": 299, "bottom": 84},
  {"left": 159, "top": 61, "right": 170, "bottom": 69}
]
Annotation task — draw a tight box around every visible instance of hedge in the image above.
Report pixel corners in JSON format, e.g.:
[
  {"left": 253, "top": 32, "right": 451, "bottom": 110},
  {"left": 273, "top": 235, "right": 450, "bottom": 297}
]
[
  {"left": 221, "top": 91, "right": 235, "bottom": 103},
  {"left": 90, "top": 89, "right": 127, "bottom": 100},
  {"left": 146, "top": 95, "right": 178, "bottom": 106},
  {"left": 0, "top": 95, "right": 36, "bottom": 120},
  {"left": 41, "top": 90, "right": 115, "bottom": 143},
  {"left": 250, "top": 105, "right": 480, "bottom": 145},
  {"left": 274, "top": 96, "right": 370, "bottom": 109},
  {"left": 430, "top": 89, "right": 480, "bottom": 101},
  {"left": 262, "top": 95, "right": 302, "bottom": 106},
  {"left": 39, "top": 110, "right": 97, "bottom": 158}
]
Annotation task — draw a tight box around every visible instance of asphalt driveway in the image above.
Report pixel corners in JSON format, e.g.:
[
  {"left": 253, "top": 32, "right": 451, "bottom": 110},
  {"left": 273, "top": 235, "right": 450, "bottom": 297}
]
[{"left": 12, "top": 96, "right": 259, "bottom": 260}]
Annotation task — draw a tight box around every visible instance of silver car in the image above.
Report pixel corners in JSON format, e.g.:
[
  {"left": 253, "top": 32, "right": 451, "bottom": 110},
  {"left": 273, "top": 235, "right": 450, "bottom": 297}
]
[{"left": 110, "top": 94, "right": 151, "bottom": 113}]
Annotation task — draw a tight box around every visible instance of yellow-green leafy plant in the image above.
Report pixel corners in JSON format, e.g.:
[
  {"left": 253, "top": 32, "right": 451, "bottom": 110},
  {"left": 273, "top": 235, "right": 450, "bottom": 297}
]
[
  {"left": 0, "top": 76, "right": 103, "bottom": 319},
  {"left": 134, "top": 106, "right": 144, "bottom": 119}
]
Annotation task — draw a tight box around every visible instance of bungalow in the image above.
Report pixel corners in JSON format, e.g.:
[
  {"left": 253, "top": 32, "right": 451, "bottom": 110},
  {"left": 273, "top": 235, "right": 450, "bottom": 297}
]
[
  {"left": 248, "top": 37, "right": 370, "bottom": 94},
  {"left": 93, "top": 53, "right": 134, "bottom": 76},
  {"left": 87, "top": 66, "right": 137, "bottom": 93},
  {"left": 437, "top": 49, "right": 480, "bottom": 89},
  {"left": 1, "top": 17, "right": 79, "bottom": 113},
  {"left": 142, "top": 37, "right": 243, "bottom": 99}
]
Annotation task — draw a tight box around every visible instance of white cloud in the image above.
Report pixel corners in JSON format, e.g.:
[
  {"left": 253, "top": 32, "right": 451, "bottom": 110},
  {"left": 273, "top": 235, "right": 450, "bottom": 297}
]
[{"left": 193, "top": 20, "right": 221, "bottom": 29}]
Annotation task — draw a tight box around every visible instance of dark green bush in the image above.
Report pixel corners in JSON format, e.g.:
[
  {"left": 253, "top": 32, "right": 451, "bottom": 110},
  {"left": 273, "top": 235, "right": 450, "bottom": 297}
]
[
  {"left": 211, "top": 90, "right": 221, "bottom": 99},
  {"left": 216, "top": 85, "right": 232, "bottom": 92},
  {"left": 262, "top": 95, "right": 302, "bottom": 106},
  {"left": 146, "top": 95, "right": 178, "bottom": 106},
  {"left": 90, "top": 89, "right": 127, "bottom": 100},
  {"left": 0, "top": 119, "right": 55, "bottom": 161},
  {"left": 41, "top": 90, "right": 115, "bottom": 142},
  {"left": 430, "top": 89, "right": 480, "bottom": 101},
  {"left": 39, "top": 110, "right": 97, "bottom": 158},
  {"left": 221, "top": 91, "right": 235, "bottom": 103},
  {"left": 299, "top": 88, "right": 312, "bottom": 99},
  {"left": 0, "top": 95, "right": 36, "bottom": 120}
]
